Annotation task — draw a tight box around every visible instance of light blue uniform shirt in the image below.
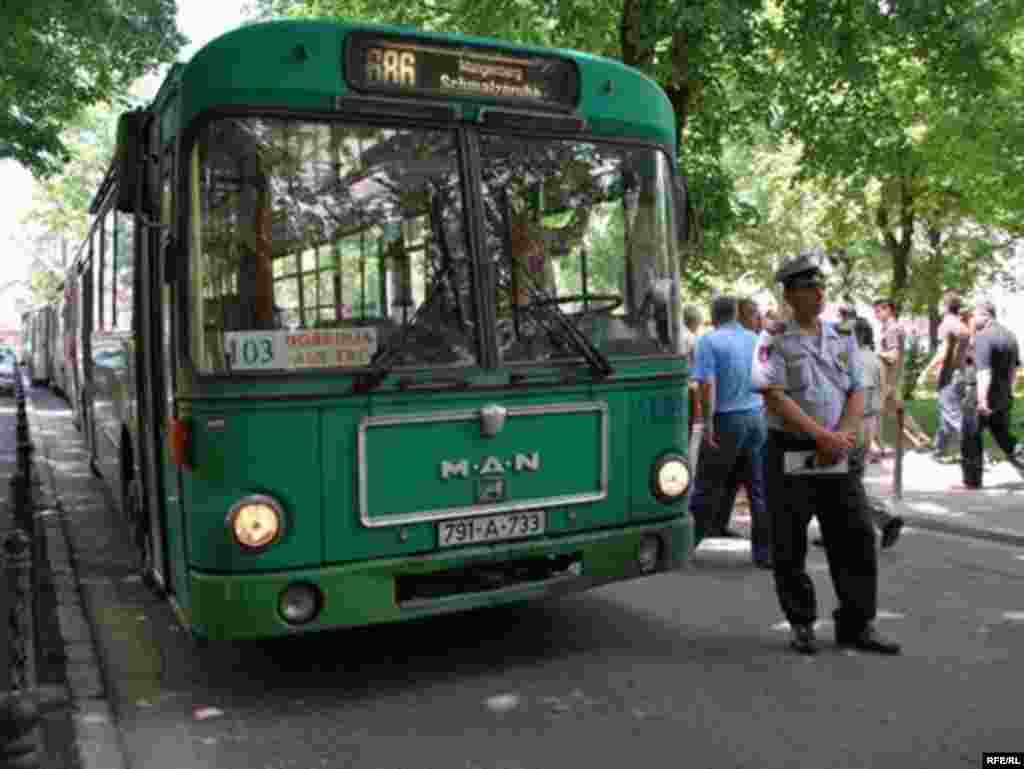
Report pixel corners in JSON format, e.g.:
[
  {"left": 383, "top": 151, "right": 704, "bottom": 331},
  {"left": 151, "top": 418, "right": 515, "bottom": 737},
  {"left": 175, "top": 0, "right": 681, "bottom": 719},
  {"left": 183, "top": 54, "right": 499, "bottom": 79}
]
[
  {"left": 751, "top": 320, "right": 864, "bottom": 433},
  {"left": 693, "top": 321, "right": 764, "bottom": 414}
]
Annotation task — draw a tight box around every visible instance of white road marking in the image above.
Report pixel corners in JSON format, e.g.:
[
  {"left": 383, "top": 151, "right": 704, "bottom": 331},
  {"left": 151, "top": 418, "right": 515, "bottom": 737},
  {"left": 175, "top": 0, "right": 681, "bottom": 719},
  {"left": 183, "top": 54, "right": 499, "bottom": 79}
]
[
  {"left": 905, "top": 501, "right": 963, "bottom": 517},
  {"left": 77, "top": 713, "right": 109, "bottom": 725},
  {"left": 696, "top": 539, "right": 750, "bottom": 553},
  {"left": 771, "top": 609, "right": 904, "bottom": 631},
  {"left": 78, "top": 575, "right": 143, "bottom": 585},
  {"left": 1001, "top": 611, "right": 1024, "bottom": 621},
  {"left": 485, "top": 694, "right": 520, "bottom": 712}
]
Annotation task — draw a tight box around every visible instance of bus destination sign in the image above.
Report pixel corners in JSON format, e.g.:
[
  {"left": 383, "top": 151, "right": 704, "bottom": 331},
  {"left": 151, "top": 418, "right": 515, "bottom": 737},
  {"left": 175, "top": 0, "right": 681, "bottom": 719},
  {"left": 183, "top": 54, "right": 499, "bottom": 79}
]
[{"left": 346, "top": 33, "right": 579, "bottom": 109}]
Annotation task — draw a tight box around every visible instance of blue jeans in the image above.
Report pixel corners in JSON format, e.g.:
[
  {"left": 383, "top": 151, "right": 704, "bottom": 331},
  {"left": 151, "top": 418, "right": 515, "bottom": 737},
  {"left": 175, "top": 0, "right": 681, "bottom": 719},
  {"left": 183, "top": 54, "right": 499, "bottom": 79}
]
[{"left": 689, "top": 408, "right": 769, "bottom": 551}]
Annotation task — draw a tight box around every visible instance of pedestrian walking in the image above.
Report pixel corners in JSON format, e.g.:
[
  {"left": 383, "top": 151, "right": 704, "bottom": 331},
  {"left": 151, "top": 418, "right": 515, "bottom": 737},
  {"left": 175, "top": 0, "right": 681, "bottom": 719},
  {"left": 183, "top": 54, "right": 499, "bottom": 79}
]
[
  {"left": 856, "top": 318, "right": 883, "bottom": 463},
  {"left": 960, "top": 300, "right": 1024, "bottom": 486},
  {"left": 738, "top": 296, "right": 771, "bottom": 566},
  {"left": 739, "top": 297, "right": 763, "bottom": 334},
  {"left": 689, "top": 296, "right": 772, "bottom": 567},
  {"left": 852, "top": 317, "right": 905, "bottom": 548},
  {"left": 811, "top": 316, "right": 905, "bottom": 550},
  {"left": 920, "top": 291, "right": 970, "bottom": 459},
  {"left": 872, "top": 298, "right": 930, "bottom": 452},
  {"left": 680, "top": 304, "right": 704, "bottom": 494},
  {"left": 960, "top": 316, "right": 983, "bottom": 489},
  {"left": 752, "top": 250, "right": 901, "bottom": 655},
  {"left": 679, "top": 304, "right": 702, "bottom": 364}
]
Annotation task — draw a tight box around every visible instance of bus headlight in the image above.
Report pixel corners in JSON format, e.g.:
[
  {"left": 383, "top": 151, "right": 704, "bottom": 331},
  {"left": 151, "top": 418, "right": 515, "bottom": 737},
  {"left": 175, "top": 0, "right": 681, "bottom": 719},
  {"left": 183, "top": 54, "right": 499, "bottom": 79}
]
[
  {"left": 652, "top": 454, "right": 689, "bottom": 502},
  {"left": 227, "top": 495, "right": 285, "bottom": 551}
]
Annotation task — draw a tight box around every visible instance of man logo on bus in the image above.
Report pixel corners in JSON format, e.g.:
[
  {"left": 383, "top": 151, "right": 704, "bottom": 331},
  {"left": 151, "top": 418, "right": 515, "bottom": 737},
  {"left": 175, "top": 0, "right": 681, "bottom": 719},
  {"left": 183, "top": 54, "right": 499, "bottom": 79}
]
[{"left": 440, "top": 452, "right": 540, "bottom": 480}]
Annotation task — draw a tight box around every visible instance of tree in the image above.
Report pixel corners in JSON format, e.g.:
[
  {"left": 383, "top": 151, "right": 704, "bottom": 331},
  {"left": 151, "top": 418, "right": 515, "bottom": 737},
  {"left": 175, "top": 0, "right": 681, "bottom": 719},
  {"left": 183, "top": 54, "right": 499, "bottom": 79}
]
[
  {"left": 0, "top": 0, "right": 185, "bottom": 178},
  {"left": 11, "top": 103, "right": 122, "bottom": 305},
  {"left": 759, "top": 0, "right": 1024, "bottom": 308}
]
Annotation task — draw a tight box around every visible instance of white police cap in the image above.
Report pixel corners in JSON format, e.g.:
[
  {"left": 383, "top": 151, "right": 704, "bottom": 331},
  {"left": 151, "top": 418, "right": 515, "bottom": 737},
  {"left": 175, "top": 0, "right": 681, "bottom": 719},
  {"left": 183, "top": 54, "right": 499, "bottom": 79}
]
[{"left": 775, "top": 249, "right": 826, "bottom": 288}]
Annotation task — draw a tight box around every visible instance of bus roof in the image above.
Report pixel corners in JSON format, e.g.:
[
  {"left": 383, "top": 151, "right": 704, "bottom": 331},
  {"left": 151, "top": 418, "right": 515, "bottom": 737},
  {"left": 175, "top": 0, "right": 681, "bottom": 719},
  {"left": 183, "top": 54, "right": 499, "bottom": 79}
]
[{"left": 160, "top": 19, "right": 675, "bottom": 149}]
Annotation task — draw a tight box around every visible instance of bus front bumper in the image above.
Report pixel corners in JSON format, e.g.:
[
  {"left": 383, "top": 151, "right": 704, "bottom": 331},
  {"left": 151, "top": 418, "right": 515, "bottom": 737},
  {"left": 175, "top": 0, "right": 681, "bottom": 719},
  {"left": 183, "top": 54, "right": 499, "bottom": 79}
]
[{"left": 187, "top": 518, "right": 691, "bottom": 641}]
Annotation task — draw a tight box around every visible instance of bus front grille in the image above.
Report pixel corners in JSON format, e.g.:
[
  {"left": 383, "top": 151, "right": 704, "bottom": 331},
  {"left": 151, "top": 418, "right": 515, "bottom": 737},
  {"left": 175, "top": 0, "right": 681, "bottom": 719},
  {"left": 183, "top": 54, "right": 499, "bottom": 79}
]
[{"left": 395, "top": 552, "right": 582, "bottom": 606}]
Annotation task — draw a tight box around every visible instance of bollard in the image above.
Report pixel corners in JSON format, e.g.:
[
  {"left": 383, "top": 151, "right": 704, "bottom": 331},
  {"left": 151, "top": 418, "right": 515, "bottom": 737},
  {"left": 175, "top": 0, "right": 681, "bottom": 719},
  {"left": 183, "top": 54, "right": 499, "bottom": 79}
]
[
  {"left": 893, "top": 407, "right": 904, "bottom": 500},
  {"left": 3, "top": 531, "right": 32, "bottom": 688},
  {"left": 0, "top": 692, "right": 41, "bottom": 769},
  {"left": 2, "top": 528, "right": 40, "bottom": 769},
  {"left": 1, "top": 561, "right": 9, "bottom": 695},
  {"left": 9, "top": 481, "right": 32, "bottom": 533}
]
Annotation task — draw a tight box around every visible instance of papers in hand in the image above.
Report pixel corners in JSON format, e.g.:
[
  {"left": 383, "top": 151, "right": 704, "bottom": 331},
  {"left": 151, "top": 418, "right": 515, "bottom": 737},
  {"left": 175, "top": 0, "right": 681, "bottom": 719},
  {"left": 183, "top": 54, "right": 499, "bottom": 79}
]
[{"left": 783, "top": 450, "right": 849, "bottom": 476}]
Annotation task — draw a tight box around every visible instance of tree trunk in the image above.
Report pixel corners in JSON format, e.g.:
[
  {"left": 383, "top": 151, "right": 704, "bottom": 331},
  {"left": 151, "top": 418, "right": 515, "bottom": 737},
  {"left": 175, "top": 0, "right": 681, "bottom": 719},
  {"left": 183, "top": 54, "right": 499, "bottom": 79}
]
[{"left": 875, "top": 176, "right": 914, "bottom": 311}]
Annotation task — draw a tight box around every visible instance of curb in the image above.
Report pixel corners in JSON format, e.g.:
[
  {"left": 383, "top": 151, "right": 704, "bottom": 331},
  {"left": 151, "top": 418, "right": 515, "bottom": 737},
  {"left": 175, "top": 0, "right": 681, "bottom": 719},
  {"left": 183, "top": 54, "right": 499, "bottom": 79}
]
[
  {"left": 892, "top": 506, "right": 1024, "bottom": 548},
  {"left": 26, "top": 392, "right": 128, "bottom": 769}
]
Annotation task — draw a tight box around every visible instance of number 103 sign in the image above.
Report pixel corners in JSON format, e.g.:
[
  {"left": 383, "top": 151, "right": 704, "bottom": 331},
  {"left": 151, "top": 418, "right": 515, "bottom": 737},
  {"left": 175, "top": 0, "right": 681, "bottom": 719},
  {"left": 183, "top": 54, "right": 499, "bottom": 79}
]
[{"left": 225, "top": 329, "right": 377, "bottom": 371}]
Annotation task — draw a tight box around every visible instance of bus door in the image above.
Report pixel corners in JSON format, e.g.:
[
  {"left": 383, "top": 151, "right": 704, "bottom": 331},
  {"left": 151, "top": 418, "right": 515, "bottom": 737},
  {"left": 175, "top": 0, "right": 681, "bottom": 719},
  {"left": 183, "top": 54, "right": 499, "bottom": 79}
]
[
  {"left": 134, "top": 205, "right": 171, "bottom": 592},
  {"left": 136, "top": 147, "right": 186, "bottom": 602}
]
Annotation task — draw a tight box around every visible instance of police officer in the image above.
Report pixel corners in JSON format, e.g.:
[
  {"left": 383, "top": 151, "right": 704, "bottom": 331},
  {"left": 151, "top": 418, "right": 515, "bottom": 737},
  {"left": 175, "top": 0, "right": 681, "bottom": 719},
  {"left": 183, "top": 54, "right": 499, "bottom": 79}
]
[{"left": 751, "top": 250, "right": 901, "bottom": 655}]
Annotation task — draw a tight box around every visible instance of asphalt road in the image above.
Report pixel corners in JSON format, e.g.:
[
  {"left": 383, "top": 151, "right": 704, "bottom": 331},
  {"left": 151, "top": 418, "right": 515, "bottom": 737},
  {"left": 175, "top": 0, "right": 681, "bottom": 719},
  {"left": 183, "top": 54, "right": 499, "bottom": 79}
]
[{"left": 25, "top": 384, "right": 1024, "bottom": 769}]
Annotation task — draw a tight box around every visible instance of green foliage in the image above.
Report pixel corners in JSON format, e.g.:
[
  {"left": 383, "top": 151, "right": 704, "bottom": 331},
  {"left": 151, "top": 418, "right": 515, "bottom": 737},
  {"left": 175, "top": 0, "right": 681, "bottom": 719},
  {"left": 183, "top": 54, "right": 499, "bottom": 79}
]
[
  {"left": 0, "top": 0, "right": 186, "bottom": 178},
  {"left": 23, "top": 105, "right": 119, "bottom": 242},
  {"left": 750, "top": 1, "right": 1024, "bottom": 311},
  {"left": 12, "top": 103, "right": 123, "bottom": 305}
]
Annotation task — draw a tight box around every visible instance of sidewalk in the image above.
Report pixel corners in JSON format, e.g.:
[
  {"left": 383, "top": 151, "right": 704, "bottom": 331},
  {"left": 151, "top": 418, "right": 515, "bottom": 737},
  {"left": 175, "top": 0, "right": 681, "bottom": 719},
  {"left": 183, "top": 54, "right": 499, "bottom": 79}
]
[
  {"left": 863, "top": 448, "right": 1024, "bottom": 546},
  {"left": 715, "top": 448, "right": 1024, "bottom": 549},
  {"left": 10, "top": 380, "right": 128, "bottom": 769}
]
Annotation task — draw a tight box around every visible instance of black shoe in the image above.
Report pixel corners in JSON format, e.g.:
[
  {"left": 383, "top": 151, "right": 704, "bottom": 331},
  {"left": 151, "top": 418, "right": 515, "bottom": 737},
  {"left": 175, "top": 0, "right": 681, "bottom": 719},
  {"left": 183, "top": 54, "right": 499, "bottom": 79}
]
[
  {"left": 789, "top": 624, "right": 818, "bottom": 655},
  {"left": 836, "top": 625, "right": 901, "bottom": 654},
  {"left": 880, "top": 517, "right": 904, "bottom": 549},
  {"left": 720, "top": 529, "right": 744, "bottom": 539}
]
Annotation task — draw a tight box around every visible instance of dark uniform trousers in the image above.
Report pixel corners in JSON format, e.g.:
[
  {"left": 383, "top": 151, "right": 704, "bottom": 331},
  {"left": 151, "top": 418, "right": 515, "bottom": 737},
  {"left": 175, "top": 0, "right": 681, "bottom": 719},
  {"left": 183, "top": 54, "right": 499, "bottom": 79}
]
[
  {"left": 962, "top": 406, "right": 1021, "bottom": 488},
  {"left": 765, "top": 430, "right": 878, "bottom": 633}
]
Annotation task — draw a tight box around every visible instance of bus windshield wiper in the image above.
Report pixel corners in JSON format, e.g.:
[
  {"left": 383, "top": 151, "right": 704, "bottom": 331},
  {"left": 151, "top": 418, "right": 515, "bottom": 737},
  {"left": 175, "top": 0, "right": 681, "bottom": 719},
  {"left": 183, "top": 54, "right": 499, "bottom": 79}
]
[
  {"left": 516, "top": 286, "right": 613, "bottom": 379},
  {"left": 494, "top": 189, "right": 613, "bottom": 380},
  {"left": 354, "top": 190, "right": 471, "bottom": 393}
]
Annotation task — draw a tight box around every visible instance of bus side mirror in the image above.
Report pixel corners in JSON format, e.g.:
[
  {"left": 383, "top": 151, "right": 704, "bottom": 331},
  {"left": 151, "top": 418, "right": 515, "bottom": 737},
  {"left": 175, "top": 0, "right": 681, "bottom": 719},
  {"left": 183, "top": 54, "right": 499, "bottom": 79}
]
[
  {"left": 674, "top": 177, "right": 689, "bottom": 246},
  {"left": 115, "top": 110, "right": 155, "bottom": 215}
]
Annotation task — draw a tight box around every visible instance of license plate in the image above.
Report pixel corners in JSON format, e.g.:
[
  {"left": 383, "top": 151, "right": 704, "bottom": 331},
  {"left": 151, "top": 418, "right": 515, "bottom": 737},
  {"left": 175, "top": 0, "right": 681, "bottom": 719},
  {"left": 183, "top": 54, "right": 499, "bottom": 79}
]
[{"left": 438, "top": 510, "right": 545, "bottom": 548}]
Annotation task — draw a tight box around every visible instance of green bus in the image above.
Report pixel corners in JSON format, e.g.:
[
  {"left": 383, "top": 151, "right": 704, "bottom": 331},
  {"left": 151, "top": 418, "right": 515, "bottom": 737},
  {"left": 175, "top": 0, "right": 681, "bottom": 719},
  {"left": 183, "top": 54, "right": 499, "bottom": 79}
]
[{"left": 73, "top": 18, "right": 693, "bottom": 641}]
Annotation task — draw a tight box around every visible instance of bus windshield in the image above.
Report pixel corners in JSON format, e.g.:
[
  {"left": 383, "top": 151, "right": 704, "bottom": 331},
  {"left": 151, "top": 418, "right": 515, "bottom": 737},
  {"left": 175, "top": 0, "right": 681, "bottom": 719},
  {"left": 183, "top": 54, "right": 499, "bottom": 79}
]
[
  {"left": 480, "top": 135, "right": 681, "bottom": 365},
  {"left": 188, "top": 117, "right": 681, "bottom": 376},
  {"left": 189, "top": 117, "right": 476, "bottom": 374}
]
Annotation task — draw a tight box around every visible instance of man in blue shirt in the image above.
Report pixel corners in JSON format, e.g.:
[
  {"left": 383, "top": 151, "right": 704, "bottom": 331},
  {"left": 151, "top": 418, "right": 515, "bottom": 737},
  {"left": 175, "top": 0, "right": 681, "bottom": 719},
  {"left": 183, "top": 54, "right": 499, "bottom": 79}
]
[{"left": 689, "top": 295, "right": 771, "bottom": 567}]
